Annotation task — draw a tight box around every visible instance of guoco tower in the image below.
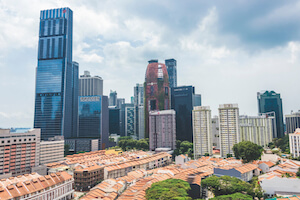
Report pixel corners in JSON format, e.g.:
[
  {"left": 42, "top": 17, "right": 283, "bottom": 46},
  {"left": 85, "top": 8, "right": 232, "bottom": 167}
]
[{"left": 144, "top": 59, "right": 170, "bottom": 138}]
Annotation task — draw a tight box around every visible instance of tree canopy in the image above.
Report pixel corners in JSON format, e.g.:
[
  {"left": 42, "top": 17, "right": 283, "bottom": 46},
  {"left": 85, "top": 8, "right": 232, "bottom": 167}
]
[
  {"left": 233, "top": 141, "right": 263, "bottom": 163},
  {"left": 273, "top": 135, "right": 290, "bottom": 153},
  {"left": 117, "top": 137, "right": 149, "bottom": 151},
  {"left": 146, "top": 179, "right": 192, "bottom": 200},
  {"left": 210, "top": 192, "right": 252, "bottom": 200},
  {"left": 173, "top": 140, "right": 193, "bottom": 158},
  {"left": 201, "top": 175, "right": 263, "bottom": 198},
  {"left": 297, "top": 167, "right": 300, "bottom": 178}
]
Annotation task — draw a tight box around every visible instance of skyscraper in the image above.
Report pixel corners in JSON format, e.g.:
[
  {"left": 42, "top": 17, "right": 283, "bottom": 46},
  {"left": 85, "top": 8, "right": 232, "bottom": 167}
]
[
  {"left": 109, "top": 90, "right": 117, "bottom": 107},
  {"left": 78, "top": 71, "right": 109, "bottom": 149},
  {"left": 165, "top": 59, "right": 177, "bottom": 88},
  {"left": 285, "top": 111, "right": 300, "bottom": 134},
  {"left": 192, "top": 106, "right": 212, "bottom": 159},
  {"left": 219, "top": 104, "right": 239, "bottom": 158},
  {"left": 149, "top": 110, "right": 176, "bottom": 151},
  {"left": 171, "top": 86, "right": 201, "bottom": 142},
  {"left": 34, "top": 8, "right": 78, "bottom": 140},
  {"left": 79, "top": 71, "right": 103, "bottom": 96},
  {"left": 134, "top": 84, "right": 145, "bottom": 139},
  {"left": 109, "top": 107, "right": 120, "bottom": 135},
  {"left": 120, "top": 103, "right": 134, "bottom": 137},
  {"left": 257, "top": 91, "right": 284, "bottom": 138},
  {"left": 144, "top": 60, "right": 170, "bottom": 138}
]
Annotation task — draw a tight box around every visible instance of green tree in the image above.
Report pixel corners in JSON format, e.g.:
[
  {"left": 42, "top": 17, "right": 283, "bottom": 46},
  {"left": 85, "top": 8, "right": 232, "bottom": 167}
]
[
  {"left": 210, "top": 192, "right": 252, "bottom": 200},
  {"left": 201, "top": 175, "right": 260, "bottom": 198},
  {"left": 64, "top": 144, "right": 70, "bottom": 156},
  {"left": 233, "top": 141, "right": 263, "bottom": 163},
  {"left": 146, "top": 179, "right": 192, "bottom": 200},
  {"left": 297, "top": 167, "right": 300, "bottom": 178},
  {"left": 273, "top": 135, "right": 289, "bottom": 152},
  {"left": 173, "top": 140, "right": 193, "bottom": 158}
]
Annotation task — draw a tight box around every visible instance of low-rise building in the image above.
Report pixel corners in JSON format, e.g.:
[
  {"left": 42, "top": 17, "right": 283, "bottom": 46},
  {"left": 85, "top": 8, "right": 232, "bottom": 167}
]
[
  {"left": 40, "top": 136, "right": 64, "bottom": 165},
  {"left": 104, "top": 152, "right": 172, "bottom": 179},
  {"left": 0, "top": 129, "right": 41, "bottom": 178},
  {"left": 0, "top": 171, "right": 74, "bottom": 200},
  {"left": 65, "top": 138, "right": 99, "bottom": 153},
  {"left": 74, "top": 165, "right": 104, "bottom": 191},
  {"left": 214, "top": 163, "right": 259, "bottom": 182},
  {"left": 175, "top": 154, "right": 191, "bottom": 166}
]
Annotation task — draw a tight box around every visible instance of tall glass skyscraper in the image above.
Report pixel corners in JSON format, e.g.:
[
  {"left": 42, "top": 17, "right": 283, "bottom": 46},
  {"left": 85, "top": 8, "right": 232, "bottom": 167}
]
[
  {"left": 165, "top": 59, "right": 177, "bottom": 88},
  {"left": 171, "top": 86, "right": 201, "bottom": 142},
  {"left": 34, "top": 8, "right": 78, "bottom": 140},
  {"left": 257, "top": 91, "right": 284, "bottom": 138}
]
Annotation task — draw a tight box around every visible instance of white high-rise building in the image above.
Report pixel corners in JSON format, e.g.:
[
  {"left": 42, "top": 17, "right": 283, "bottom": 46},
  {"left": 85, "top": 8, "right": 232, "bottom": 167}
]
[
  {"left": 149, "top": 110, "right": 176, "bottom": 151},
  {"left": 289, "top": 128, "right": 300, "bottom": 158},
  {"left": 192, "top": 106, "right": 212, "bottom": 159},
  {"left": 239, "top": 114, "right": 274, "bottom": 147},
  {"left": 219, "top": 104, "right": 239, "bottom": 157}
]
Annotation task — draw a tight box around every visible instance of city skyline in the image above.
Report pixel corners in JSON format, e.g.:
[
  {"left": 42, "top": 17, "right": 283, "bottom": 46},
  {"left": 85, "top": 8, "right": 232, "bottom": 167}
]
[{"left": 1, "top": 1, "right": 300, "bottom": 128}]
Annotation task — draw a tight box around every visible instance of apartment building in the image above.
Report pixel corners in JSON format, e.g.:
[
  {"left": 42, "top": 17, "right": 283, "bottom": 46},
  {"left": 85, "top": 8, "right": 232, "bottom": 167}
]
[
  {"left": 149, "top": 110, "right": 176, "bottom": 151},
  {"left": 192, "top": 106, "right": 212, "bottom": 159},
  {"left": 0, "top": 171, "right": 74, "bottom": 200},
  {"left": 289, "top": 128, "right": 300, "bottom": 158},
  {"left": 0, "top": 129, "right": 40, "bottom": 178},
  {"left": 218, "top": 104, "right": 239, "bottom": 157},
  {"left": 40, "top": 136, "right": 64, "bottom": 165},
  {"left": 239, "top": 114, "right": 274, "bottom": 147},
  {"left": 286, "top": 111, "right": 300, "bottom": 134},
  {"left": 74, "top": 165, "right": 104, "bottom": 191}
]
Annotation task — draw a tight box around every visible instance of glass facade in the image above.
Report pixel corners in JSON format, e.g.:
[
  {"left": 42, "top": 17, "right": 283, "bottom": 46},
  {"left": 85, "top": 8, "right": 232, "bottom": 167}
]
[
  {"left": 257, "top": 91, "right": 284, "bottom": 138},
  {"left": 165, "top": 59, "right": 177, "bottom": 88},
  {"left": 109, "top": 108, "right": 120, "bottom": 135},
  {"left": 34, "top": 8, "right": 77, "bottom": 140},
  {"left": 78, "top": 96, "right": 102, "bottom": 138},
  {"left": 171, "top": 86, "right": 201, "bottom": 142}
]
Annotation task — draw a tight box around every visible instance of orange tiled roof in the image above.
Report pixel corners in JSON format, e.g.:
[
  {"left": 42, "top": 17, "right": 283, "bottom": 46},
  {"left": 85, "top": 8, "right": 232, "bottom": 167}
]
[{"left": 0, "top": 171, "right": 73, "bottom": 200}]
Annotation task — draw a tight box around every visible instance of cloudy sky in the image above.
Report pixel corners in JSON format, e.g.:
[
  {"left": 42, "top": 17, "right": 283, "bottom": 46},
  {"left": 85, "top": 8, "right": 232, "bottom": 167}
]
[{"left": 1, "top": 0, "right": 300, "bottom": 128}]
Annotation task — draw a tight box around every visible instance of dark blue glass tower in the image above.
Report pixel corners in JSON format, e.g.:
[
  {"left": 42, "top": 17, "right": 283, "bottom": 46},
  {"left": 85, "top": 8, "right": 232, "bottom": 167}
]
[
  {"left": 171, "top": 86, "right": 201, "bottom": 142},
  {"left": 257, "top": 91, "right": 284, "bottom": 138},
  {"left": 34, "top": 8, "right": 77, "bottom": 140},
  {"left": 165, "top": 59, "right": 177, "bottom": 88}
]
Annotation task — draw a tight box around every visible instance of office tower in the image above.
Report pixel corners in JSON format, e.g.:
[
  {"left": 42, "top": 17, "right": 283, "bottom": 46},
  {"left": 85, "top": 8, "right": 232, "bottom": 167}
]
[
  {"left": 109, "top": 107, "right": 120, "bottom": 135},
  {"left": 78, "top": 71, "right": 109, "bottom": 149},
  {"left": 286, "top": 111, "right": 300, "bottom": 134},
  {"left": 34, "top": 8, "right": 77, "bottom": 140},
  {"left": 165, "top": 59, "right": 177, "bottom": 88},
  {"left": 289, "top": 128, "right": 300, "bottom": 158},
  {"left": 72, "top": 62, "right": 79, "bottom": 138},
  {"left": 239, "top": 115, "right": 274, "bottom": 147},
  {"left": 149, "top": 110, "right": 176, "bottom": 151},
  {"left": 79, "top": 70, "right": 103, "bottom": 96},
  {"left": 212, "top": 116, "right": 220, "bottom": 149},
  {"left": 40, "top": 136, "right": 64, "bottom": 165},
  {"left": 125, "top": 106, "right": 135, "bottom": 138},
  {"left": 117, "top": 98, "right": 125, "bottom": 109},
  {"left": 0, "top": 129, "right": 40, "bottom": 178},
  {"left": 144, "top": 60, "right": 170, "bottom": 138},
  {"left": 219, "top": 104, "right": 239, "bottom": 157},
  {"left": 120, "top": 103, "right": 134, "bottom": 137},
  {"left": 109, "top": 90, "right": 117, "bottom": 106},
  {"left": 257, "top": 91, "right": 284, "bottom": 138},
  {"left": 192, "top": 106, "right": 212, "bottom": 159},
  {"left": 171, "top": 86, "right": 201, "bottom": 142},
  {"left": 134, "top": 84, "right": 145, "bottom": 139},
  {"left": 131, "top": 96, "right": 134, "bottom": 104}
]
